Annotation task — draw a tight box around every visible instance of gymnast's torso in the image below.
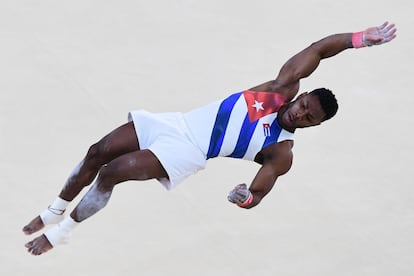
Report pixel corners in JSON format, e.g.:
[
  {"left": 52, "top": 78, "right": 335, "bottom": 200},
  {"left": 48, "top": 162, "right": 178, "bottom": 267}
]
[{"left": 183, "top": 90, "right": 294, "bottom": 161}]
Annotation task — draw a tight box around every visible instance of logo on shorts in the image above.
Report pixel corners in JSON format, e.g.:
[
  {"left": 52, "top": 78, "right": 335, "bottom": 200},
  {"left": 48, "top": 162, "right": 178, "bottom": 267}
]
[{"left": 263, "top": 123, "right": 271, "bottom": 137}]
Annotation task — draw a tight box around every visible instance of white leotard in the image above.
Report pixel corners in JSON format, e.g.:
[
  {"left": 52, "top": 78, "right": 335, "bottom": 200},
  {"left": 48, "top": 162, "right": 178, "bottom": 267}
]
[{"left": 184, "top": 90, "right": 294, "bottom": 161}]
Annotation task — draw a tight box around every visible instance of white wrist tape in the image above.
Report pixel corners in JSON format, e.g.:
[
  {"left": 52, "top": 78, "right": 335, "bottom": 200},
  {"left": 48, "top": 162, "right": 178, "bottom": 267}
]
[
  {"left": 44, "top": 217, "right": 79, "bottom": 247},
  {"left": 40, "top": 197, "right": 70, "bottom": 225}
]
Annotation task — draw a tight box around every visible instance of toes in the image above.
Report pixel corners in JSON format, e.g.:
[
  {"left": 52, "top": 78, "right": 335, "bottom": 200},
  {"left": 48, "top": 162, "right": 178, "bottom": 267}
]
[
  {"left": 25, "top": 242, "right": 36, "bottom": 255},
  {"left": 32, "top": 248, "right": 42, "bottom": 256},
  {"left": 22, "top": 226, "right": 33, "bottom": 235},
  {"left": 22, "top": 226, "right": 30, "bottom": 234},
  {"left": 25, "top": 241, "right": 33, "bottom": 248},
  {"left": 22, "top": 216, "right": 45, "bottom": 235},
  {"left": 25, "top": 235, "right": 53, "bottom": 256}
]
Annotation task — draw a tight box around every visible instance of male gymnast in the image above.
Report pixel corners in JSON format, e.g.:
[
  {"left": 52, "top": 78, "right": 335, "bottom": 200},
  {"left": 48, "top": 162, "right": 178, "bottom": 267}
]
[{"left": 23, "top": 22, "right": 397, "bottom": 255}]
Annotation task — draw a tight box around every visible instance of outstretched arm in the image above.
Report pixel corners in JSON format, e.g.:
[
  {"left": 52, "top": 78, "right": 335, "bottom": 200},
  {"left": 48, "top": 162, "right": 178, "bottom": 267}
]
[{"left": 250, "top": 22, "right": 397, "bottom": 101}]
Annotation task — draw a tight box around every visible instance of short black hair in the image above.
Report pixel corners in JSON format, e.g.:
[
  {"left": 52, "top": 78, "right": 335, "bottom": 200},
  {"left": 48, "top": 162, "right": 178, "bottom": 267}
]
[{"left": 310, "top": 88, "right": 338, "bottom": 121}]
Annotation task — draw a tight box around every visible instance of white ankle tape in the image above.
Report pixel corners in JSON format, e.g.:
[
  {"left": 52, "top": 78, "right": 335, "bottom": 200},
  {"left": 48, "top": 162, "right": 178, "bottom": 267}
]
[
  {"left": 40, "top": 197, "right": 70, "bottom": 225},
  {"left": 44, "top": 217, "right": 79, "bottom": 247},
  {"left": 40, "top": 209, "right": 65, "bottom": 225}
]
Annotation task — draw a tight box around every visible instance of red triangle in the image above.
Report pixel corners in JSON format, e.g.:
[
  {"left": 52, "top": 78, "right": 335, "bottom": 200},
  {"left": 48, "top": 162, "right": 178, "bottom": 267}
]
[{"left": 243, "top": 90, "right": 286, "bottom": 122}]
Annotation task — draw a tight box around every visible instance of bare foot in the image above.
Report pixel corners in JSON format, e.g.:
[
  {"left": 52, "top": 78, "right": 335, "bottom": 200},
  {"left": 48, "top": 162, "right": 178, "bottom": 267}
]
[
  {"left": 22, "top": 216, "right": 44, "bottom": 235},
  {"left": 25, "top": 234, "right": 53, "bottom": 256}
]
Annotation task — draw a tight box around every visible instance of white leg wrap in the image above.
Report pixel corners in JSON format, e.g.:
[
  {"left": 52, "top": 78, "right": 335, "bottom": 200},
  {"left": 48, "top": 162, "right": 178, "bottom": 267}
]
[
  {"left": 44, "top": 217, "right": 79, "bottom": 247},
  {"left": 39, "top": 197, "right": 70, "bottom": 225},
  {"left": 40, "top": 209, "right": 65, "bottom": 225}
]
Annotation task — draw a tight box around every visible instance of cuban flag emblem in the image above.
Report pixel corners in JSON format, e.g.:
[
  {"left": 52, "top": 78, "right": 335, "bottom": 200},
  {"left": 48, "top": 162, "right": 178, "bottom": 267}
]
[
  {"left": 243, "top": 90, "right": 286, "bottom": 122},
  {"left": 263, "top": 123, "right": 271, "bottom": 137}
]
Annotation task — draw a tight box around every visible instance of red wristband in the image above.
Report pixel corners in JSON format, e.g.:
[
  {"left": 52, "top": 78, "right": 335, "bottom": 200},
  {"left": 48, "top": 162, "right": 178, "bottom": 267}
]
[
  {"left": 237, "top": 192, "right": 253, "bottom": 207},
  {"left": 352, "top": 31, "right": 365, "bottom": 48}
]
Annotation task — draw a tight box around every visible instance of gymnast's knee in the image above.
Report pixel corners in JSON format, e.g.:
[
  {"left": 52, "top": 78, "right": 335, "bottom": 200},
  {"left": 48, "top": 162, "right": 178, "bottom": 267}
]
[
  {"left": 95, "top": 164, "right": 119, "bottom": 190},
  {"left": 84, "top": 141, "right": 109, "bottom": 169}
]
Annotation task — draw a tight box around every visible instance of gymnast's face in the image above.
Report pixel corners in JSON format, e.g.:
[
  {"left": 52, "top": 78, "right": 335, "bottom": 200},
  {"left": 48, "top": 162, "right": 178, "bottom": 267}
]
[{"left": 278, "top": 92, "right": 326, "bottom": 131}]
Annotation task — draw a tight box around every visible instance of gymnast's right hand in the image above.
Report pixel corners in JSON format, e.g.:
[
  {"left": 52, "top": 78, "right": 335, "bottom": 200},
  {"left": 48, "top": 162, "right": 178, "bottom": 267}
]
[{"left": 227, "top": 184, "right": 252, "bottom": 205}]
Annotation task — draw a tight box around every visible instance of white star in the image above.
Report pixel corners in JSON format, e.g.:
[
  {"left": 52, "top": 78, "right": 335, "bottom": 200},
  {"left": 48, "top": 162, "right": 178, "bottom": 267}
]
[{"left": 252, "top": 100, "right": 264, "bottom": 112}]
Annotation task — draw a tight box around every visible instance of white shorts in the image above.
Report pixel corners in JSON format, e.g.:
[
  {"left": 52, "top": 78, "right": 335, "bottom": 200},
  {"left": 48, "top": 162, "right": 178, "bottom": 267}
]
[{"left": 128, "top": 110, "right": 207, "bottom": 190}]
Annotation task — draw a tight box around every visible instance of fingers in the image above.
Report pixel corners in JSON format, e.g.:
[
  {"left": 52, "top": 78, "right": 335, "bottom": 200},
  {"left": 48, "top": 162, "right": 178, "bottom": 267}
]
[
  {"left": 235, "top": 183, "right": 247, "bottom": 189},
  {"left": 380, "top": 21, "right": 395, "bottom": 33},
  {"left": 384, "top": 27, "right": 397, "bottom": 42},
  {"left": 378, "top": 21, "right": 388, "bottom": 30},
  {"left": 379, "top": 21, "right": 397, "bottom": 42},
  {"left": 228, "top": 183, "right": 249, "bottom": 203},
  {"left": 364, "top": 21, "right": 397, "bottom": 46}
]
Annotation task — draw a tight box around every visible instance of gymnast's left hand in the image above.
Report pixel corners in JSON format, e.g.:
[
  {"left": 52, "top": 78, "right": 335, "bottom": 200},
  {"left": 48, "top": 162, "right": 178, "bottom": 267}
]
[{"left": 362, "top": 21, "right": 397, "bottom": 46}]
